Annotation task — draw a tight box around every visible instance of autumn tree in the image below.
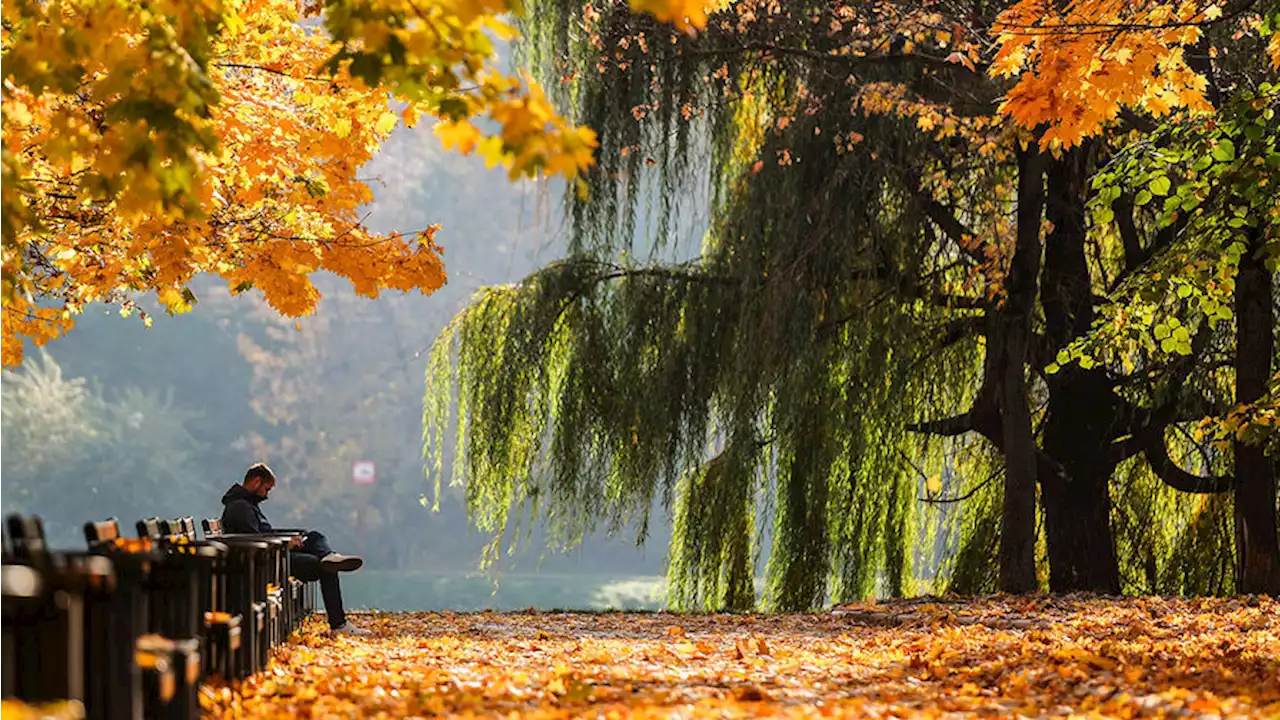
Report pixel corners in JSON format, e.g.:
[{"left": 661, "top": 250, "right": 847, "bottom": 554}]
[
  {"left": 1074, "top": 82, "right": 1280, "bottom": 595},
  {"left": 424, "top": 0, "right": 1280, "bottom": 606},
  {"left": 1, "top": 0, "right": 598, "bottom": 367},
  {"left": 428, "top": 0, "right": 1033, "bottom": 607}
]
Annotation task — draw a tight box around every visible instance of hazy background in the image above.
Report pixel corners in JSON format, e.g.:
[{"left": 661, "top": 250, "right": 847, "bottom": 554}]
[{"left": 0, "top": 100, "right": 674, "bottom": 612}]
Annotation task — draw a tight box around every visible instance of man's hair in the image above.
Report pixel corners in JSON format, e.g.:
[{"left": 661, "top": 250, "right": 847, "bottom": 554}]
[{"left": 244, "top": 462, "right": 277, "bottom": 485}]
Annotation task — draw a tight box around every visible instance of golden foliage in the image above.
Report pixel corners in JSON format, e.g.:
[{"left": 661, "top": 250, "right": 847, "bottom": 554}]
[
  {"left": 1, "top": 0, "right": 598, "bottom": 367},
  {"left": 992, "top": 0, "right": 1219, "bottom": 147},
  {"left": 204, "top": 598, "right": 1280, "bottom": 718},
  {"left": 0, "top": 700, "right": 85, "bottom": 720},
  {"left": 628, "top": 0, "right": 713, "bottom": 34}
]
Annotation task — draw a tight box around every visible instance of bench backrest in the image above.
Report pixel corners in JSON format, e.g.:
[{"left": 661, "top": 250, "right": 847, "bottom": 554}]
[
  {"left": 5, "top": 514, "right": 47, "bottom": 559},
  {"left": 159, "top": 517, "right": 198, "bottom": 542},
  {"left": 83, "top": 518, "right": 121, "bottom": 547},
  {"left": 136, "top": 517, "right": 163, "bottom": 540}
]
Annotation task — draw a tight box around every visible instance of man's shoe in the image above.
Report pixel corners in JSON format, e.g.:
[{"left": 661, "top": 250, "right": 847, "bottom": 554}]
[
  {"left": 330, "top": 622, "right": 372, "bottom": 636},
  {"left": 321, "top": 553, "right": 363, "bottom": 572}
]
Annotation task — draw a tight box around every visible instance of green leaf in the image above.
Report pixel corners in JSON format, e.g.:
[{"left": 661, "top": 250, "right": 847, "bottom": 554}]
[
  {"left": 1212, "top": 139, "right": 1236, "bottom": 162},
  {"left": 1135, "top": 189, "right": 1153, "bottom": 206},
  {"left": 1149, "top": 175, "right": 1171, "bottom": 196}
]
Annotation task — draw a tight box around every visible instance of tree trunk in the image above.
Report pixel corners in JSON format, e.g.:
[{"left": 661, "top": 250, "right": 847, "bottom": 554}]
[
  {"left": 1233, "top": 228, "right": 1280, "bottom": 595},
  {"left": 1040, "top": 369, "right": 1123, "bottom": 592},
  {"left": 1038, "top": 145, "right": 1122, "bottom": 593},
  {"left": 995, "top": 146, "right": 1044, "bottom": 594}
]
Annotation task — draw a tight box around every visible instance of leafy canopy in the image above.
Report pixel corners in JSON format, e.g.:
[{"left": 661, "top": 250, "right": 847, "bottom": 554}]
[
  {"left": 632, "top": 0, "right": 1280, "bottom": 148},
  {"left": 0, "top": 0, "right": 599, "bottom": 366}
]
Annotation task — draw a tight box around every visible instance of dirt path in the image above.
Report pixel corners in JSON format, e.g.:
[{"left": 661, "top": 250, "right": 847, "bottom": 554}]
[{"left": 202, "top": 596, "right": 1280, "bottom": 718}]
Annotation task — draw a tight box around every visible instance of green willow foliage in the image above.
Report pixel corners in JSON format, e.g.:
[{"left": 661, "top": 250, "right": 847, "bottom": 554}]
[
  {"left": 424, "top": 0, "right": 1273, "bottom": 606},
  {"left": 423, "top": 62, "right": 991, "bottom": 608}
]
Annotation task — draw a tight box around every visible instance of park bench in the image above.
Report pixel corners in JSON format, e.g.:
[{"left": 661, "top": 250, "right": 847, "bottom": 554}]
[
  {"left": 139, "top": 515, "right": 281, "bottom": 678},
  {"left": 96, "top": 517, "right": 245, "bottom": 689},
  {"left": 4, "top": 516, "right": 121, "bottom": 716},
  {"left": 200, "top": 517, "right": 316, "bottom": 647},
  {"left": 1, "top": 512, "right": 317, "bottom": 719}
]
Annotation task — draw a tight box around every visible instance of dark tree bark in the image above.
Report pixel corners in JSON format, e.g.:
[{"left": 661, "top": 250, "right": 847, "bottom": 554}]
[
  {"left": 993, "top": 146, "right": 1044, "bottom": 594},
  {"left": 1233, "top": 227, "right": 1280, "bottom": 595},
  {"left": 1038, "top": 144, "right": 1122, "bottom": 593}
]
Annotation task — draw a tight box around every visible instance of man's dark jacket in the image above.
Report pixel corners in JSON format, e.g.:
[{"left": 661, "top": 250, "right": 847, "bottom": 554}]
[{"left": 220, "top": 484, "right": 273, "bottom": 533}]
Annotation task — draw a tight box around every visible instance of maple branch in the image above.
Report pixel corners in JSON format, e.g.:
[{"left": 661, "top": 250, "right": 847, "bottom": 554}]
[
  {"left": 1117, "top": 109, "right": 1157, "bottom": 134},
  {"left": 991, "top": 0, "right": 1259, "bottom": 36},
  {"left": 213, "top": 62, "right": 329, "bottom": 82},
  {"left": 686, "top": 43, "right": 985, "bottom": 76}
]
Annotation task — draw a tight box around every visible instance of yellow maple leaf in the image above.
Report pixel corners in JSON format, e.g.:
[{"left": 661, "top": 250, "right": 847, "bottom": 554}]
[{"left": 435, "top": 119, "right": 482, "bottom": 154}]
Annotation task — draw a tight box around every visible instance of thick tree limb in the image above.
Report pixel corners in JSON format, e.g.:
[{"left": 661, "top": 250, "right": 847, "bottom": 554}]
[
  {"left": 914, "top": 193, "right": 991, "bottom": 265},
  {"left": 923, "top": 293, "right": 988, "bottom": 310},
  {"left": 1108, "top": 193, "right": 1199, "bottom": 292},
  {"left": 1114, "top": 194, "right": 1144, "bottom": 277},
  {"left": 1118, "top": 109, "right": 1158, "bottom": 134},
  {"left": 1143, "top": 435, "right": 1234, "bottom": 493},
  {"left": 905, "top": 413, "right": 974, "bottom": 436},
  {"left": 935, "top": 315, "right": 984, "bottom": 348}
]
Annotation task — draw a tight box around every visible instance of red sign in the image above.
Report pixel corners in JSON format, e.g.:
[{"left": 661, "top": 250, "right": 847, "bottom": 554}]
[{"left": 352, "top": 460, "right": 376, "bottom": 485}]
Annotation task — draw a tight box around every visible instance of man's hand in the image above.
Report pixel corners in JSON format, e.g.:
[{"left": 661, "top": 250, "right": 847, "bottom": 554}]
[{"left": 289, "top": 536, "right": 305, "bottom": 549}]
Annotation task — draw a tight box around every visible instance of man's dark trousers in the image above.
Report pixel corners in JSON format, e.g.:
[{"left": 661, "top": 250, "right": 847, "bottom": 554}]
[{"left": 288, "top": 531, "right": 346, "bottom": 629}]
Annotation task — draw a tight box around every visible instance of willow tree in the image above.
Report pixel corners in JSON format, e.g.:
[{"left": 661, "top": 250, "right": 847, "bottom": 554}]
[
  {"left": 428, "top": 0, "right": 1009, "bottom": 609},
  {"left": 424, "top": 0, "right": 1280, "bottom": 605}
]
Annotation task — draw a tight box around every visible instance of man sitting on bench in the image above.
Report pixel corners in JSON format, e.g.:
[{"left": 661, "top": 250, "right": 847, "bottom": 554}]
[{"left": 221, "top": 462, "right": 370, "bottom": 636}]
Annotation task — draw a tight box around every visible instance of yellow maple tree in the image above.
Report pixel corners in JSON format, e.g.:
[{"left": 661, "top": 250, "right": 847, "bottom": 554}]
[
  {"left": 991, "top": 0, "right": 1276, "bottom": 147},
  {"left": 1, "top": 0, "right": 598, "bottom": 367}
]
